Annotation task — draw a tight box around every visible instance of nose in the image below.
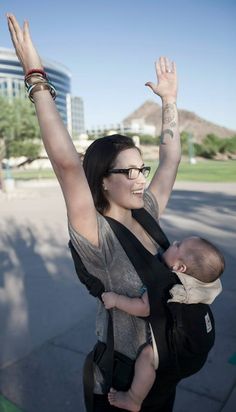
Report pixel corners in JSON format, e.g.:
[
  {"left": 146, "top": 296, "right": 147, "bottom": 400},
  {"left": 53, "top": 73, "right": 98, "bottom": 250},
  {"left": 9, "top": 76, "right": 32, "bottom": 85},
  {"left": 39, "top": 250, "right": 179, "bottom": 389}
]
[{"left": 137, "top": 170, "right": 147, "bottom": 184}]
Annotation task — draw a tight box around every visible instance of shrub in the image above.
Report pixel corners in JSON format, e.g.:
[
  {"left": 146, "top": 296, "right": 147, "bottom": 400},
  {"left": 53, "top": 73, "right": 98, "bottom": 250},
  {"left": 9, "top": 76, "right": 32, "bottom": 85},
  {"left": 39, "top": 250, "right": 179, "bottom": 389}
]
[
  {"left": 139, "top": 134, "right": 159, "bottom": 145},
  {"left": 219, "top": 136, "right": 236, "bottom": 153}
]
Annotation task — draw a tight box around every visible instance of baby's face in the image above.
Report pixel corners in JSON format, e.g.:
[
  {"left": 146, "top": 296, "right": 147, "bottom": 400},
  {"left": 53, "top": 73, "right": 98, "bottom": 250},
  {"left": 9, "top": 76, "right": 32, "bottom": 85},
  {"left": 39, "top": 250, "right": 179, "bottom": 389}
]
[{"left": 162, "top": 237, "right": 199, "bottom": 269}]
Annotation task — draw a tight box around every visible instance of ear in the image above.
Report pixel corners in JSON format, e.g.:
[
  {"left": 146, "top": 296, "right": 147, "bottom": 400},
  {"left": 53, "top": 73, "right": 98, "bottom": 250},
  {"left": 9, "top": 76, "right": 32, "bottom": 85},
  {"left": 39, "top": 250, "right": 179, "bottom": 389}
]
[
  {"left": 172, "top": 262, "right": 187, "bottom": 273},
  {"left": 102, "top": 177, "right": 108, "bottom": 191}
]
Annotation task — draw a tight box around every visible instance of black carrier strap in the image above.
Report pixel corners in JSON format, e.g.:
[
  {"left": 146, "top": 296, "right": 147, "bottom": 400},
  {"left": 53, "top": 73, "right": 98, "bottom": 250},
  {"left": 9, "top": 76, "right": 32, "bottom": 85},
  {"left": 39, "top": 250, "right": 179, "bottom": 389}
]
[
  {"left": 132, "top": 208, "right": 170, "bottom": 250},
  {"left": 69, "top": 241, "right": 105, "bottom": 300}
]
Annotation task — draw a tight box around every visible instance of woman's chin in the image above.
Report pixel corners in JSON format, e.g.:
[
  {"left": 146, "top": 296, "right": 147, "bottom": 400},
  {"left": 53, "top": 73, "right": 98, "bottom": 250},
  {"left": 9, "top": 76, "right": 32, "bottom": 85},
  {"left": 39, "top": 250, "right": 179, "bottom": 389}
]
[{"left": 131, "top": 197, "right": 144, "bottom": 209}]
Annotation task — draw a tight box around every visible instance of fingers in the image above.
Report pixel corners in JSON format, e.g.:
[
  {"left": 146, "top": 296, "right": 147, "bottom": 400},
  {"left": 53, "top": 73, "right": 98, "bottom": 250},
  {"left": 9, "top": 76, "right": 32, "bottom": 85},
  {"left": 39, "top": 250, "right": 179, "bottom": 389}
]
[
  {"left": 101, "top": 292, "right": 109, "bottom": 307},
  {"left": 157, "top": 56, "right": 175, "bottom": 74},
  {"left": 172, "top": 61, "right": 177, "bottom": 74},
  {"left": 23, "top": 20, "right": 31, "bottom": 41},
  {"left": 7, "top": 15, "right": 18, "bottom": 46},
  {"left": 155, "top": 60, "right": 162, "bottom": 78},
  {"left": 159, "top": 56, "right": 166, "bottom": 74},
  {"left": 7, "top": 14, "right": 23, "bottom": 43}
]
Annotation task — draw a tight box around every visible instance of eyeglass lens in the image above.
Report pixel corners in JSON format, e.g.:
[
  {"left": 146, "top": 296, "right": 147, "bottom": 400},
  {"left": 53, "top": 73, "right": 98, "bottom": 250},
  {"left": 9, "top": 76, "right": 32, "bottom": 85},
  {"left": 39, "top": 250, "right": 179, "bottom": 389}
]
[{"left": 129, "top": 167, "right": 150, "bottom": 179}]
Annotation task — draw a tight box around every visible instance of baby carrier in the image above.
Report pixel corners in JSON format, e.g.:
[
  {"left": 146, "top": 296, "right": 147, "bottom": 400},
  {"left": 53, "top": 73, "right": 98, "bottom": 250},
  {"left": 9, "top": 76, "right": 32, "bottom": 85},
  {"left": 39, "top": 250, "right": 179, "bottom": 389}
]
[{"left": 69, "top": 208, "right": 215, "bottom": 411}]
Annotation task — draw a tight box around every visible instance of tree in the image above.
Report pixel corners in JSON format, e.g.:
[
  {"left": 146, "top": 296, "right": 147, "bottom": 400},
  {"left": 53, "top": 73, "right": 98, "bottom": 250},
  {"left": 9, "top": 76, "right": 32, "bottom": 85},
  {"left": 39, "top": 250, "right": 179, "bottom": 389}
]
[
  {"left": 180, "top": 131, "right": 189, "bottom": 155},
  {"left": 218, "top": 136, "right": 236, "bottom": 154},
  {"left": 6, "top": 97, "right": 41, "bottom": 157},
  {"left": 0, "top": 95, "right": 41, "bottom": 161},
  {"left": 0, "top": 97, "right": 12, "bottom": 188}
]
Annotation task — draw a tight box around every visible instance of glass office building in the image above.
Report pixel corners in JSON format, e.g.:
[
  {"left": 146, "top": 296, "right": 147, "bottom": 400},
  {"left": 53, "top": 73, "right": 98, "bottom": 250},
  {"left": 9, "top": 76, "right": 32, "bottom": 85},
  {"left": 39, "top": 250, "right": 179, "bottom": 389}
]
[
  {"left": 71, "top": 96, "right": 85, "bottom": 136},
  {"left": 0, "top": 47, "right": 71, "bottom": 126}
]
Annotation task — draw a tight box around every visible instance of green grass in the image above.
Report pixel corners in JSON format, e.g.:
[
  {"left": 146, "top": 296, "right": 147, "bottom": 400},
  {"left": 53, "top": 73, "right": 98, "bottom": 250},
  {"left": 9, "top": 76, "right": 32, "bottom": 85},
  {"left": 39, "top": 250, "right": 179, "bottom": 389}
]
[
  {"left": 5, "top": 159, "right": 236, "bottom": 182},
  {"left": 146, "top": 159, "right": 236, "bottom": 182},
  {"left": 0, "top": 395, "right": 24, "bottom": 412},
  {"left": 9, "top": 168, "right": 55, "bottom": 180}
]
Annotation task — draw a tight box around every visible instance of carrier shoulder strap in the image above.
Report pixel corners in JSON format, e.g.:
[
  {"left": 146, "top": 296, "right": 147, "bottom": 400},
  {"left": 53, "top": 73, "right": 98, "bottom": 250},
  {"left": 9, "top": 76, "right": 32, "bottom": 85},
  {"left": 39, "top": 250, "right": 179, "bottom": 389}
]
[
  {"left": 68, "top": 240, "right": 105, "bottom": 300},
  {"left": 132, "top": 208, "right": 170, "bottom": 250}
]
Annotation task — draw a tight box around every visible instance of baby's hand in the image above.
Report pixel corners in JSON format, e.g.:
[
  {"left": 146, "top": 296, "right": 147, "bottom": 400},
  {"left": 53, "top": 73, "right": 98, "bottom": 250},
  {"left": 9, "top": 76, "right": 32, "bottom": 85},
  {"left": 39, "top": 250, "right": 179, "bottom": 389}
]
[{"left": 101, "top": 292, "right": 118, "bottom": 309}]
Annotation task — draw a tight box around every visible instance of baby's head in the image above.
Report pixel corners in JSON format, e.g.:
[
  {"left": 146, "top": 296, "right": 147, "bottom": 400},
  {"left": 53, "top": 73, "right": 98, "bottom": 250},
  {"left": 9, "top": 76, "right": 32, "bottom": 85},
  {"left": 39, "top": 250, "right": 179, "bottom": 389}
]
[{"left": 162, "top": 236, "right": 225, "bottom": 283}]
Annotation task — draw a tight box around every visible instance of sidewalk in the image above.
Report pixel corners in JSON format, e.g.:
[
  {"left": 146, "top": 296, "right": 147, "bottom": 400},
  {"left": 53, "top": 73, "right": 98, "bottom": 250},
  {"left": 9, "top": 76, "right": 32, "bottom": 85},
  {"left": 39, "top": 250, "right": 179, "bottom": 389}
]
[{"left": 0, "top": 181, "right": 235, "bottom": 412}]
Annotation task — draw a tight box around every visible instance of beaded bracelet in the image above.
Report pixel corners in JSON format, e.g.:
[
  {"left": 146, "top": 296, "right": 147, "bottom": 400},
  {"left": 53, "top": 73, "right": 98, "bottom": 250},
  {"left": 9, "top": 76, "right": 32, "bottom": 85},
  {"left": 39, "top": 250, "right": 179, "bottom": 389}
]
[{"left": 27, "top": 81, "right": 57, "bottom": 103}]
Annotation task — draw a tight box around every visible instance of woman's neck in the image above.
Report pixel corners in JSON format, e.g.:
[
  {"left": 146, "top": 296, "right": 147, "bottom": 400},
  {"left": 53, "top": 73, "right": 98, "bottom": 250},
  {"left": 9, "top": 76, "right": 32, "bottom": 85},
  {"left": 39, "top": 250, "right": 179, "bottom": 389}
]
[{"left": 104, "top": 205, "right": 133, "bottom": 228}]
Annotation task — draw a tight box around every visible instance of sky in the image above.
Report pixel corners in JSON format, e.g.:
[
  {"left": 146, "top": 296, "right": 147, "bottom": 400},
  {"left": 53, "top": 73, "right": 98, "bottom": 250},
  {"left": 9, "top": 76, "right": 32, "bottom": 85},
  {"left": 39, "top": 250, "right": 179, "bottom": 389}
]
[{"left": 1, "top": 0, "right": 236, "bottom": 131}]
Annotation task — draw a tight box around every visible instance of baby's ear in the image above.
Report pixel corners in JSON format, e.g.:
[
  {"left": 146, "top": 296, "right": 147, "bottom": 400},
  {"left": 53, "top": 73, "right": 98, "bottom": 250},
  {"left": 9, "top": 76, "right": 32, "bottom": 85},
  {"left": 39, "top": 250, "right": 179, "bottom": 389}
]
[{"left": 172, "top": 262, "right": 187, "bottom": 273}]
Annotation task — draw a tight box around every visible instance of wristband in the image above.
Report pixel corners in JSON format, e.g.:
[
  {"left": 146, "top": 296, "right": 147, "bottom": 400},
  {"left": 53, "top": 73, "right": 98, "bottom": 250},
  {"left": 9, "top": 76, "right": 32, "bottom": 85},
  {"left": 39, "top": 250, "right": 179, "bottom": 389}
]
[{"left": 25, "top": 69, "right": 47, "bottom": 78}]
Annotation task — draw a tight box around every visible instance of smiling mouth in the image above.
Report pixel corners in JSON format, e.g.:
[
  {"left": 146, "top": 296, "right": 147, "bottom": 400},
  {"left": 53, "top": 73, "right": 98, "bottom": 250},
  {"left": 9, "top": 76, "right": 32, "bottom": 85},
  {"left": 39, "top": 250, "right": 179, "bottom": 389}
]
[{"left": 132, "top": 190, "right": 144, "bottom": 195}]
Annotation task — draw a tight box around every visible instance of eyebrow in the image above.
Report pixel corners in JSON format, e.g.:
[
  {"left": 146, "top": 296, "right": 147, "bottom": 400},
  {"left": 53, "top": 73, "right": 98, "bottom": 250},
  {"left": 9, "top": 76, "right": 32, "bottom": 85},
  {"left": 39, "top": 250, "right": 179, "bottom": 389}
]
[{"left": 125, "top": 163, "right": 145, "bottom": 168}]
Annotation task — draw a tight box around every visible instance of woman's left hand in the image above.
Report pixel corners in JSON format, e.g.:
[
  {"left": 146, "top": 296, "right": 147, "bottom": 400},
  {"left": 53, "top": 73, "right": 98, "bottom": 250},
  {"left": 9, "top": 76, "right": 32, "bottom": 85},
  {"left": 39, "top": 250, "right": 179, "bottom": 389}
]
[{"left": 145, "top": 56, "right": 177, "bottom": 102}]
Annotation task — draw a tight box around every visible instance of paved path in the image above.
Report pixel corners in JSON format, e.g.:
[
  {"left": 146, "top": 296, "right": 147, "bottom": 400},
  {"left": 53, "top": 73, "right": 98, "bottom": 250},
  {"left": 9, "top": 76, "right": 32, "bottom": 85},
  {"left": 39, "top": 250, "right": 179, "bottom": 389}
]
[{"left": 0, "top": 180, "right": 235, "bottom": 412}]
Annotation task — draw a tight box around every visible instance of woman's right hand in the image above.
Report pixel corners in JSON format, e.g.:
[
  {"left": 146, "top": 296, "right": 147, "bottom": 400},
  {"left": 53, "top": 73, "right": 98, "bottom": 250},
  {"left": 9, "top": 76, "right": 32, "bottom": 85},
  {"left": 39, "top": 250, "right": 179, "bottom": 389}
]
[
  {"left": 7, "top": 14, "right": 43, "bottom": 73},
  {"left": 7, "top": 15, "right": 99, "bottom": 247}
]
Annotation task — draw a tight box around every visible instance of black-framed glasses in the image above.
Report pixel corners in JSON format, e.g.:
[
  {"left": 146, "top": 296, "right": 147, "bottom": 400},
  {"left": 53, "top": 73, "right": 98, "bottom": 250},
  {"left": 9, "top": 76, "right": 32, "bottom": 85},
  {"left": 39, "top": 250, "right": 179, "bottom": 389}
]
[{"left": 107, "top": 166, "right": 151, "bottom": 180}]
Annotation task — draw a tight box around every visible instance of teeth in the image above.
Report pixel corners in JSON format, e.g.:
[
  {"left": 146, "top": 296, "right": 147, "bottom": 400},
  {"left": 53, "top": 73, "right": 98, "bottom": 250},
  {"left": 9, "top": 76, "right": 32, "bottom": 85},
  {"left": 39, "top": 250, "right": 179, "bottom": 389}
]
[{"left": 132, "top": 191, "right": 143, "bottom": 194}]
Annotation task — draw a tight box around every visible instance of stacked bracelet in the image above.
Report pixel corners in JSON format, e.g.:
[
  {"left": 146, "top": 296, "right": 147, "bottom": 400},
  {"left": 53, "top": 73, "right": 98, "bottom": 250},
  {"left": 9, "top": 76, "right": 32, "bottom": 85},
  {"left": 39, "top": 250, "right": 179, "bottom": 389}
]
[
  {"left": 27, "top": 81, "right": 57, "bottom": 103},
  {"left": 24, "top": 69, "right": 57, "bottom": 103}
]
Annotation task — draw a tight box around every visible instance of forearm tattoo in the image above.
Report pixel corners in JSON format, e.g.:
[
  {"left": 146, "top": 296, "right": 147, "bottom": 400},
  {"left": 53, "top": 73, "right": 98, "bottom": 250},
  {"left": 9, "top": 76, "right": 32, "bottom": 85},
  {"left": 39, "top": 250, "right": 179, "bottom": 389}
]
[
  {"left": 160, "top": 129, "right": 174, "bottom": 144},
  {"left": 160, "top": 103, "right": 177, "bottom": 144}
]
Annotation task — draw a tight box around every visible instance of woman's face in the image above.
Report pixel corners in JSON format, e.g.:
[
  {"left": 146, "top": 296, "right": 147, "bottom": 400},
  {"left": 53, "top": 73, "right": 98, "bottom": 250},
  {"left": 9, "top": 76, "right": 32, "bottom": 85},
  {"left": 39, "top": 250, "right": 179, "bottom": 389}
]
[{"left": 103, "top": 148, "right": 147, "bottom": 212}]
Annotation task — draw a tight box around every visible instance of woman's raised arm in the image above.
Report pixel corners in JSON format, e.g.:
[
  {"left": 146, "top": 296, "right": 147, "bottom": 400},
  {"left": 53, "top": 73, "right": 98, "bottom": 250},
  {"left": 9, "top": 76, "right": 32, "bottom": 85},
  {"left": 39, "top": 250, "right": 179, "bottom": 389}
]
[
  {"left": 7, "top": 14, "right": 99, "bottom": 245},
  {"left": 146, "top": 57, "right": 181, "bottom": 217}
]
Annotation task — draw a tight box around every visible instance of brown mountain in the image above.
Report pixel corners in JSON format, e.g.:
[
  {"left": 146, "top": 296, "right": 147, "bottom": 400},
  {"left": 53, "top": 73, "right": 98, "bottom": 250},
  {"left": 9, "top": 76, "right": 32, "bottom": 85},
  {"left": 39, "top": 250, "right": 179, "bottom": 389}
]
[{"left": 123, "top": 100, "right": 236, "bottom": 142}]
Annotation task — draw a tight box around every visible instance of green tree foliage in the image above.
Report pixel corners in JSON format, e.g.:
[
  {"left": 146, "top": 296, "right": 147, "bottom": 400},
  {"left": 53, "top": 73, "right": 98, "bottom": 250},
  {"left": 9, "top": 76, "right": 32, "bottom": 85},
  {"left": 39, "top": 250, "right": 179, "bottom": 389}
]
[
  {"left": 0, "top": 96, "right": 41, "bottom": 160},
  {"left": 7, "top": 140, "right": 41, "bottom": 158},
  {"left": 180, "top": 131, "right": 189, "bottom": 155},
  {"left": 193, "top": 134, "right": 236, "bottom": 159},
  {"left": 218, "top": 136, "right": 236, "bottom": 154},
  {"left": 193, "top": 134, "right": 220, "bottom": 158},
  {"left": 139, "top": 134, "right": 159, "bottom": 145}
]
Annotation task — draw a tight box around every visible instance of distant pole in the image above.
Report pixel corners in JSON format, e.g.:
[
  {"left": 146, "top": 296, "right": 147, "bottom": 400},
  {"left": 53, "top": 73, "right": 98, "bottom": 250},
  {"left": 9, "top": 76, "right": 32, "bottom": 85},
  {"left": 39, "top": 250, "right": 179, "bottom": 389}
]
[
  {"left": 188, "top": 133, "right": 196, "bottom": 164},
  {"left": 4, "top": 159, "right": 15, "bottom": 192}
]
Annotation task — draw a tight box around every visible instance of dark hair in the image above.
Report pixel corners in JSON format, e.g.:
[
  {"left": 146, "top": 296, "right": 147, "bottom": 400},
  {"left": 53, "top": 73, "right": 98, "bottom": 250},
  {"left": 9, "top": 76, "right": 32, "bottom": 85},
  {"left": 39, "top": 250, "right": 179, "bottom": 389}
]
[
  {"left": 83, "top": 134, "right": 140, "bottom": 214},
  {"left": 181, "top": 237, "right": 225, "bottom": 282}
]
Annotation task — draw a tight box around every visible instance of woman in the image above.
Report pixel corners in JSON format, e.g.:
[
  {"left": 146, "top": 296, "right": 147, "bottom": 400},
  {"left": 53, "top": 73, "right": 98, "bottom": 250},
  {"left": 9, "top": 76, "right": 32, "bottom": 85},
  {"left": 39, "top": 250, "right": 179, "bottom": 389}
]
[{"left": 7, "top": 14, "right": 181, "bottom": 411}]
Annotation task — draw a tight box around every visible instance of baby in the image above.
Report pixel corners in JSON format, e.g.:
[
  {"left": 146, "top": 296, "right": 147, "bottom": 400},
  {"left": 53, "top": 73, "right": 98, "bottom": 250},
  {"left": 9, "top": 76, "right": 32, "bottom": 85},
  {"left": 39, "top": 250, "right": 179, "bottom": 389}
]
[{"left": 102, "top": 236, "right": 224, "bottom": 411}]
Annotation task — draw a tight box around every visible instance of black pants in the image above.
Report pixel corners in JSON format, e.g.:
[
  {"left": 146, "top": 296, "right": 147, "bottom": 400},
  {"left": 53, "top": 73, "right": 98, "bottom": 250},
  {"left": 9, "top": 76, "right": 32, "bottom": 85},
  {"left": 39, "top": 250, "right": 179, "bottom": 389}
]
[{"left": 93, "top": 392, "right": 175, "bottom": 412}]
